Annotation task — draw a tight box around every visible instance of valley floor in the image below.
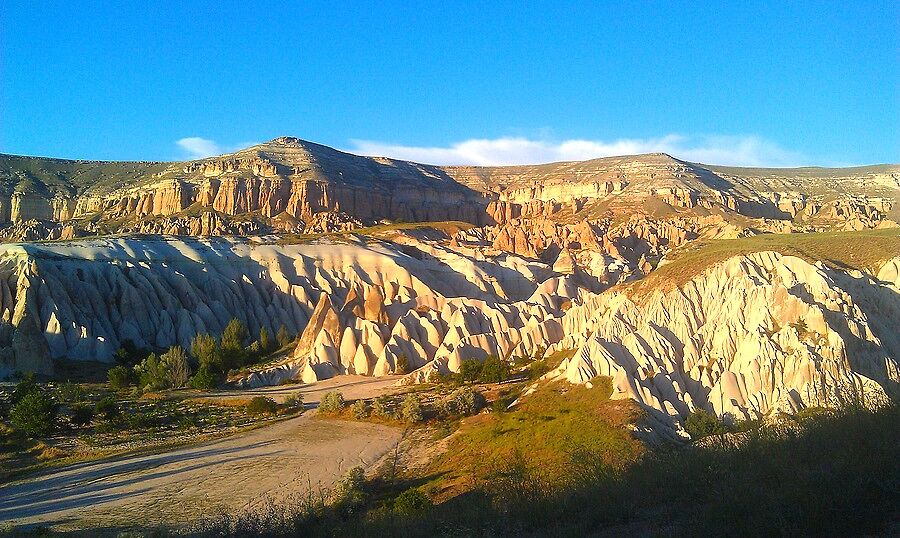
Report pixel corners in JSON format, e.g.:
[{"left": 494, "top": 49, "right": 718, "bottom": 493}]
[{"left": 0, "top": 377, "right": 402, "bottom": 533}]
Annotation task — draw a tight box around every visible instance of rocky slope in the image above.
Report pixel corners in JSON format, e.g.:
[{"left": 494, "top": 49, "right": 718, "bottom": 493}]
[
  {"left": 1, "top": 227, "right": 896, "bottom": 436},
  {"left": 1, "top": 139, "right": 897, "bottom": 240}
]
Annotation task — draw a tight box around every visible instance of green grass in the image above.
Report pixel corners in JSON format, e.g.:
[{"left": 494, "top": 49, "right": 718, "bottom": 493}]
[
  {"left": 185, "top": 399, "right": 900, "bottom": 538},
  {"left": 421, "top": 378, "right": 644, "bottom": 501},
  {"left": 631, "top": 227, "right": 900, "bottom": 296}
]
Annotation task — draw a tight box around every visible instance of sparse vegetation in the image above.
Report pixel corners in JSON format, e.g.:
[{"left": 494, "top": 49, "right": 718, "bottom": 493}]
[
  {"left": 246, "top": 396, "right": 278, "bottom": 416},
  {"left": 318, "top": 391, "right": 345, "bottom": 414}
]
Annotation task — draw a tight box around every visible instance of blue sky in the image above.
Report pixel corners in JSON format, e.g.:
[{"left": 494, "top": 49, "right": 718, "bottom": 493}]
[{"left": 1, "top": 1, "right": 897, "bottom": 166}]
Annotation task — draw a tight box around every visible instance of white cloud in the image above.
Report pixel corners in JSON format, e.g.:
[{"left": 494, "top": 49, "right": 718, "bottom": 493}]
[
  {"left": 175, "top": 138, "right": 263, "bottom": 159},
  {"left": 176, "top": 137, "right": 221, "bottom": 159},
  {"left": 347, "top": 134, "right": 808, "bottom": 167}
]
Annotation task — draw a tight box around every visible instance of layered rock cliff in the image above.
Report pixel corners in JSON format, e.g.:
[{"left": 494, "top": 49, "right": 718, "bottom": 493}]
[{"left": 1, "top": 139, "right": 897, "bottom": 241}]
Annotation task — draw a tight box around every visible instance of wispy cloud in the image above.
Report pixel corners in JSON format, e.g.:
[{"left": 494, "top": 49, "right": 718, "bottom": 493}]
[
  {"left": 176, "top": 138, "right": 262, "bottom": 159},
  {"left": 347, "top": 134, "right": 808, "bottom": 167}
]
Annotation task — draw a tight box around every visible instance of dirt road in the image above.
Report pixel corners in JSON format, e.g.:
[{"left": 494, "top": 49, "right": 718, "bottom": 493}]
[{"left": 0, "top": 376, "right": 403, "bottom": 532}]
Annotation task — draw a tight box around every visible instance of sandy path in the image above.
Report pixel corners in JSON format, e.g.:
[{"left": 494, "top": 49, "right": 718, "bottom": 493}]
[{"left": 0, "top": 376, "right": 403, "bottom": 531}]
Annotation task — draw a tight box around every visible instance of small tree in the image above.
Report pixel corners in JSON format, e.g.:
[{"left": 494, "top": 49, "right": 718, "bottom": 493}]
[
  {"left": 221, "top": 318, "right": 248, "bottom": 351},
  {"left": 459, "top": 359, "right": 483, "bottom": 384},
  {"left": 276, "top": 325, "right": 292, "bottom": 348},
  {"left": 395, "top": 355, "right": 410, "bottom": 375},
  {"left": 108, "top": 365, "right": 135, "bottom": 390},
  {"left": 160, "top": 346, "right": 192, "bottom": 389},
  {"left": 191, "top": 333, "right": 222, "bottom": 372},
  {"left": 259, "top": 327, "right": 273, "bottom": 354},
  {"left": 319, "top": 391, "right": 345, "bottom": 414},
  {"left": 401, "top": 394, "right": 424, "bottom": 423},
  {"left": 188, "top": 365, "right": 219, "bottom": 390},
  {"left": 10, "top": 390, "right": 57, "bottom": 437},
  {"left": 480, "top": 355, "right": 509, "bottom": 383}
]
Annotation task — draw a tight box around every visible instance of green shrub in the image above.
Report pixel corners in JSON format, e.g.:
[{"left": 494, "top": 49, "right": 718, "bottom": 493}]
[
  {"left": 11, "top": 373, "right": 39, "bottom": 404},
  {"left": 401, "top": 394, "right": 424, "bottom": 423},
  {"left": 246, "top": 396, "right": 278, "bottom": 415},
  {"left": 96, "top": 396, "right": 120, "bottom": 421},
  {"left": 392, "top": 487, "right": 433, "bottom": 515},
  {"left": 135, "top": 352, "right": 165, "bottom": 391},
  {"left": 332, "top": 466, "right": 366, "bottom": 510},
  {"left": 188, "top": 365, "right": 219, "bottom": 390},
  {"left": 351, "top": 399, "right": 368, "bottom": 419},
  {"left": 319, "top": 391, "right": 345, "bottom": 414},
  {"left": 284, "top": 393, "right": 304, "bottom": 411},
  {"left": 69, "top": 404, "right": 94, "bottom": 426},
  {"left": 10, "top": 390, "right": 57, "bottom": 437},
  {"left": 684, "top": 409, "right": 729, "bottom": 440},
  {"left": 459, "top": 359, "right": 482, "bottom": 383},
  {"left": 55, "top": 381, "right": 85, "bottom": 403},
  {"left": 441, "top": 387, "right": 485, "bottom": 417},
  {"left": 107, "top": 365, "right": 136, "bottom": 390},
  {"left": 371, "top": 396, "right": 391, "bottom": 418}
]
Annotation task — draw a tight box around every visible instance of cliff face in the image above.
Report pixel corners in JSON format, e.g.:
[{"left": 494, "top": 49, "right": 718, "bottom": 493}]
[
  {"left": 2, "top": 234, "right": 896, "bottom": 438},
  {"left": 1, "top": 139, "right": 897, "bottom": 239}
]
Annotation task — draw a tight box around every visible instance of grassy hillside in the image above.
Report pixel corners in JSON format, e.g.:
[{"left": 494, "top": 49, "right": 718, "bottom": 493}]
[
  {"left": 632, "top": 228, "right": 900, "bottom": 295},
  {"left": 0, "top": 154, "right": 169, "bottom": 195}
]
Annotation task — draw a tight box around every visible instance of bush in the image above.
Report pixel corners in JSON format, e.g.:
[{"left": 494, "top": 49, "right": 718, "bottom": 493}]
[
  {"left": 441, "top": 387, "right": 485, "bottom": 417},
  {"left": 55, "top": 381, "right": 85, "bottom": 404},
  {"left": 480, "top": 355, "right": 509, "bottom": 383},
  {"left": 332, "top": 466, "right": 366, "bottom": 510},
  {"left": 459, "top": 359, "right": 482, "bottom": 383},
  {"left": 395, "top": 355, "right": 410, "bottom": 375},
  {"left": 107, "top": 365, "right": 135, "bottom": 390},
  {"left": 371, "top": 396, "right": 391, "bottom": 418},
  {"left": 10, "top": 390, "right": 57, "bottom": 437},
  {"left": 284, "top": 393, "right": 304, "bottom": 411},
  {"left": 247, "top": 396, "right": 278, "bottom": 415},
  {"left": 393, "top": 487, "right": 433, "bottom": 515},
  {"left": 684, "top": 409, "right": 729, "bottom": 440},
  {"left": 351, "top": 399, "right": 368, "bottom": 419},
  {"left": 95, "top": 396, "right": 120, "bottom": 421},
  {"left": 11, "top": 373, "right": 39, "bottom": 404},
  {"left": 319, "top": 391, "right": 345, "bottom": 414},
  {"left": 135, "top": 352, "right": 165, "bottom": 391},
  {"left": 69, "top": 404, "right": 94, "bottom": 427},
  {"left": 401, "top": 394, "right": 424, "bottom": 423},
  {"left": 188, "top": 365, "right": 219, "bottom": 390}
]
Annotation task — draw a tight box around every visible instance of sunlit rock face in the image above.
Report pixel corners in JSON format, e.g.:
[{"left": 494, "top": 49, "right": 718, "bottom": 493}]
[{"left": 549, "top": 253, "right": 900, "bottom": 436}]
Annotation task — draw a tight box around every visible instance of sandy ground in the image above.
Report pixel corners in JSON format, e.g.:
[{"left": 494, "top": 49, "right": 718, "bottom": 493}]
[{"left": 0, "top": 376, "right": 403, "bottom": 532}]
